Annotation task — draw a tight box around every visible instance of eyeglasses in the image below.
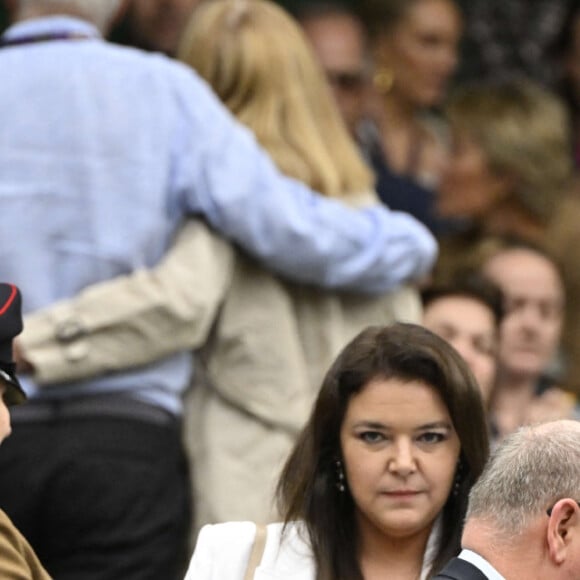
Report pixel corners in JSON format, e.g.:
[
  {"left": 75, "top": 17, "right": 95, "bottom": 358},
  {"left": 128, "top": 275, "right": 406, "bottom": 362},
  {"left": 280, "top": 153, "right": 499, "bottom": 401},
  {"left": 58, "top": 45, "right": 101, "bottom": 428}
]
[
  {"left": 546, "top": 499, "right": 580, "bottom": 516},
  {"left": 326, "top": 70, "right": 367, "bottom": 91}
]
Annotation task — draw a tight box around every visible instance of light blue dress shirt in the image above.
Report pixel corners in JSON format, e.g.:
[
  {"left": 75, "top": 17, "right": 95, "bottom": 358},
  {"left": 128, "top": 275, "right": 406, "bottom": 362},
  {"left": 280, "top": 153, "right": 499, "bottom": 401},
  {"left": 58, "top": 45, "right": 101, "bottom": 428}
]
[{"left": 0, "top": 16, "right": 436, "bottom": 413}]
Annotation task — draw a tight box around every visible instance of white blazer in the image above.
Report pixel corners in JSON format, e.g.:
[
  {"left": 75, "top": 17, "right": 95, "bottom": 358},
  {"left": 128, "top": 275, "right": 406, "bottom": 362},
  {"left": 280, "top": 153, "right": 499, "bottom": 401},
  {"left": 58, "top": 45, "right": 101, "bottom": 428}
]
[
  {"left": 184, "top": 519, "right": 442, "bottom": 580},
  {"left": 184, "top": 521, "right": 315, "bottom": 580}
]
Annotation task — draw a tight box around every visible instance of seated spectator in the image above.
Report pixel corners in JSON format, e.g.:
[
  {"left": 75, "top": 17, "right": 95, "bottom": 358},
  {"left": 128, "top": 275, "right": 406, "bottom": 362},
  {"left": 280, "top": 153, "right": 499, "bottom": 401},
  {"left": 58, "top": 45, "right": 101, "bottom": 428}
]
[
  {"left": 422, "top": 273, "right": 504, "bottom": 405},
  {"left": 15, "top": 0, "right": 433, "bottom": 536},
  {"left": 0, "top": 283, "right": 50, "bottom": 580},
  {"left": 296, "top": 2, "right": 371, "bottom": 138},
  {"left": 434, "top": 78, "right": 580, "bottom": 393},
  {"left": 434, "top": 419, "right": 580, "bottom": 580},
  {"left": 185, "top": 323, "right": 489, "bottom": 580},
  {"left": 298, "top": 0, "right": 461, "bottom": 235},
  {"left": 356, "top": 0, "right": 463, "bottom": 234},
  {"left": 480, "top": 240, "right": 579, "bottom": 441},
  {"left": 436, "top": 79, "right": 571, "bottom": 248}
]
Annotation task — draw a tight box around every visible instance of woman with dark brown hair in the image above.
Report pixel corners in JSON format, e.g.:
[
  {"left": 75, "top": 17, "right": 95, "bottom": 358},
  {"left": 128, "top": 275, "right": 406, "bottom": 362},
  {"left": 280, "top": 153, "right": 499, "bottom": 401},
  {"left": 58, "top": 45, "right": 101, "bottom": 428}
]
[
  {"left": 186, "top": 323, "right": 489, "bottom": 579},
  {"left": 421, "top": 273, "right": 504, "bottom": 406}
]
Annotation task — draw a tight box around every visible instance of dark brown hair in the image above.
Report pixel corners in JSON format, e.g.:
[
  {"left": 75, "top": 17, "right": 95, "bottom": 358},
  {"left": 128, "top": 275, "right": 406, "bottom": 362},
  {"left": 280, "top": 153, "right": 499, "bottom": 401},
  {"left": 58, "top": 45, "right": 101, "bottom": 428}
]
[
  {"left": 421, "top": 271, "right": 505, "bottom": 328},
  {"left": 359, "top": 0, "right": 459, "bottom": 39},
  {"left": 276, "top": 322, "right": 489, "bottom": 580}
]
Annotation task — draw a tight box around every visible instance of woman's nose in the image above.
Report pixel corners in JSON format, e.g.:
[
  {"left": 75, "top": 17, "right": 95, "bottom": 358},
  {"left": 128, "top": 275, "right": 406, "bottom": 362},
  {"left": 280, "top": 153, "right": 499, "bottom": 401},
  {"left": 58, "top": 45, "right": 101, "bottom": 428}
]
[{"left": 387, "top": 439, "right": 417, "bottom": 476}]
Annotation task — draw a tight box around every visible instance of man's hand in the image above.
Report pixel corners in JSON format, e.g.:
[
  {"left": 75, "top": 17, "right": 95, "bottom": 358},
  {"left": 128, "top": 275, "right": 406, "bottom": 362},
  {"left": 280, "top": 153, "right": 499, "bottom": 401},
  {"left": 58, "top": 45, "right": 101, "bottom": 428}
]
[{"left": 13, "top": 339, "right": 34, "bottom": 375}]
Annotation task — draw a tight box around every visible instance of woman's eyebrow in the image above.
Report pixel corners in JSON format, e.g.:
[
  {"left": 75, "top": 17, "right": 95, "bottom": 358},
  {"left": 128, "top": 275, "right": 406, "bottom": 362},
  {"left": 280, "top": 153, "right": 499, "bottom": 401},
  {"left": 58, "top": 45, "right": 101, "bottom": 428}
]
[
  {"left": 351, "top": 420, "right": 453, "bottom": 431},
  {"left": 415, "top": 421, "right": 453, "bottom": 431},
  {"left": 352, "top": 421, "right": 388, "bottom": 430}
]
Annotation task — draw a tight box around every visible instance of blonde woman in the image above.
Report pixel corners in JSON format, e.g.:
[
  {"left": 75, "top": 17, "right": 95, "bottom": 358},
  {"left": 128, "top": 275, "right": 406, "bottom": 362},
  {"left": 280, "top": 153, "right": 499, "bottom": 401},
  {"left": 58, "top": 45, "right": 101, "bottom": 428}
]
[
  {"left": 437, "top": 79, "right": 572, "bottom": 240},
  {"left": 16, "top": 0, "right": 428, "bottom": 532}
]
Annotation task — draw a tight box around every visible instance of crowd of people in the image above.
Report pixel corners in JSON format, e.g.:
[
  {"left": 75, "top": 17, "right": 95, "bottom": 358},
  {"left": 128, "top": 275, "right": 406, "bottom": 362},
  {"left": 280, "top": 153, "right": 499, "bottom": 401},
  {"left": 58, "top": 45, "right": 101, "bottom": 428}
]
[{"left": 1, "top": 0, "right": 580, "bottom": 579}]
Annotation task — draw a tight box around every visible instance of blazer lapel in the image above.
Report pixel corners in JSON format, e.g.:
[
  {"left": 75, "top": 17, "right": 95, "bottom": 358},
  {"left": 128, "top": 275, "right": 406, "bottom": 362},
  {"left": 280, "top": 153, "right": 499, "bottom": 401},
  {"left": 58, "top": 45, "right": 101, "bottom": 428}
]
[{"left": 435, "top": 557, "right": 490, "bottom": 579}]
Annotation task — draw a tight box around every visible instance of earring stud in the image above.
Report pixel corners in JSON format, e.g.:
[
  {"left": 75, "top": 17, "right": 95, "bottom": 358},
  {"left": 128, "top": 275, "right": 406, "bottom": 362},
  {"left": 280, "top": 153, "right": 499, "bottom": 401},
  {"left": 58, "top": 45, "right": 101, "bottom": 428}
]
[{"left": 335, "top": 459, "right": 346, "bottom": 493}]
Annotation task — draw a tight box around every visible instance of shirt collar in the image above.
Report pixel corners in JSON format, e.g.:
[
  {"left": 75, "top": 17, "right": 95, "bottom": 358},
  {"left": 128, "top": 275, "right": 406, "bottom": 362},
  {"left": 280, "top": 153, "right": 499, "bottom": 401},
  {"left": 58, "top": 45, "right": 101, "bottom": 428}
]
[
  {"left": 2, "top": 16, "right": 101, "bottom": 42},
  {"left": 459, "top": 549, "right": 507, "bottom": 580}
]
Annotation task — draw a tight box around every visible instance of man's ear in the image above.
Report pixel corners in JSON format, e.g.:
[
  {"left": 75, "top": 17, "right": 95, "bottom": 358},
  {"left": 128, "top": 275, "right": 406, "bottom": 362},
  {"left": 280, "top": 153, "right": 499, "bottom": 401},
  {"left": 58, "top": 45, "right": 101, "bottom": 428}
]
[{"left": 547, "top": 498, "right": 580, "bottom": 565}]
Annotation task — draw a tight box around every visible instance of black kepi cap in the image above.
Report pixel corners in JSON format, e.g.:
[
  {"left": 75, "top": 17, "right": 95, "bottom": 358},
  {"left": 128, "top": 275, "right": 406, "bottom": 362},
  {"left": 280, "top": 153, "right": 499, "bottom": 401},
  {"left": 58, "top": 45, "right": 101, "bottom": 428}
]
[{"left": 0, "top": 284, "right": 25, "bottom": 406}]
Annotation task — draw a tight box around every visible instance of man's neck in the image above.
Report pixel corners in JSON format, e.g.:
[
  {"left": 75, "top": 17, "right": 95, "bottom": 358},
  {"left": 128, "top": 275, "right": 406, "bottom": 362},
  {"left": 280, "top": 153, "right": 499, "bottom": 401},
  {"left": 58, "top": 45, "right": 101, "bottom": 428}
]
[
  {"left": 460, "top": 549, "right": 506, "bottom": 579},
  {"left": 462, "top": 521, "right": 545, "bottom": 580},
  {"left": 494, "top": 370, "right": 536, "bottom": 403},
  {"left": 491, "top": 375, "right": 537, "bottom": 439},
  {"left": 15, "top": 5, "right": 105, "bottom": 33},
  {"left": 463, "top": 545, "right": 547, "bottom": 580}
]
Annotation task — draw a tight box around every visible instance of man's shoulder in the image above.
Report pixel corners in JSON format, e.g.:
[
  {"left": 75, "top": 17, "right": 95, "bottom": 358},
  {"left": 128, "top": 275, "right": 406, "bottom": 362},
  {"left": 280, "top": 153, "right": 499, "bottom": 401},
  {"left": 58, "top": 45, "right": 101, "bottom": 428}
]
[
  {"left": 99, "top": 41, "right": 218, "bottom": 109},
  {"left": 98, "top": 40, "right": 195, "bottom": 80},
  {"left": 0, "top": 19, "right": 199, "bottom": 90},
  {"left": 433, "top": 557, "right": 490, "bottom": 580}
]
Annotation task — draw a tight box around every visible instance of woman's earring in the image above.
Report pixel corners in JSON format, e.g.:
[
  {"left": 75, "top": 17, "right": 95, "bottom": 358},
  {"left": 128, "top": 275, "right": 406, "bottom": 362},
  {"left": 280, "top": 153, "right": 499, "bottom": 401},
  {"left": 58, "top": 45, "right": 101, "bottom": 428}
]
[
  {"left": 373, "top": 67, "right": 394, "bottom": 94},
  {"left": 335, "top": 459, "right": 346, "bottom": 493},
  {"left": 452, "top": 461, "right": 463, "bottom": 497},
  {"left": 452, "top": 473, "right": 461, "bottom": 497}
]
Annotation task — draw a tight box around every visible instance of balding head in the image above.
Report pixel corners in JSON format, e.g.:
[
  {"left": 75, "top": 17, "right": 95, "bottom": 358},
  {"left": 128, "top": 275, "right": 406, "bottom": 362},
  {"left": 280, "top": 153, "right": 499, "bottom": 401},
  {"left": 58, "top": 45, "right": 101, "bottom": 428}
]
[
  {"left": 466, "top": 420, "right": 580, "bottom": 536},
  {"left": 297, "top": 3, "right": 370, "bottom": 135},
  {"left": 461, "top": 420, "right": 580, "bottom": 579},
  {"left": 482, "top": 246, "right": 564, "bottom": 382}
]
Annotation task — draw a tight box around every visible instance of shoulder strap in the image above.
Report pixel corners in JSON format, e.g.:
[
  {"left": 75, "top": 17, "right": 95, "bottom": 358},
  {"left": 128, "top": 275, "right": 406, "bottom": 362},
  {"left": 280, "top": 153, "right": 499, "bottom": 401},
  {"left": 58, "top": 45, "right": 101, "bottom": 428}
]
[{"left": 243, "top": 524, "right": 268, "bottom": 580}]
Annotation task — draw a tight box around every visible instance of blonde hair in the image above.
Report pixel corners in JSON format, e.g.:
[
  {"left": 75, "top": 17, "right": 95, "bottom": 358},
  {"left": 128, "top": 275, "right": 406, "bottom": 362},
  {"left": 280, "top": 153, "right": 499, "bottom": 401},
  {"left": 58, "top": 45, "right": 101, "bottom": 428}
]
[
  {"left": 178, "top": 0, "right": 373, "bottom": 198},
  {"left": 446, "top": 79, "right": 573, "bottom": 222}
]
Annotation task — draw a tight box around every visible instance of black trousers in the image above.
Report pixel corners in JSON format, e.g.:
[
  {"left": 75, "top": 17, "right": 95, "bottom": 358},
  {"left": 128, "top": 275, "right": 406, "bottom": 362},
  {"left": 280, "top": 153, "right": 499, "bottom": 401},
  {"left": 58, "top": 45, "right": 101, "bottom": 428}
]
[{"left": 0, "top": 396, "right": 191, "bottom": 580}]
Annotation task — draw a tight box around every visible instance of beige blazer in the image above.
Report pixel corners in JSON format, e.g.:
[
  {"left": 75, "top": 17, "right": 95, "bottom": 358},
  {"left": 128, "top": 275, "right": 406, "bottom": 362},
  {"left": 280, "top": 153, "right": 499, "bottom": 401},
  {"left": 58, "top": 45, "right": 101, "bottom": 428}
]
[
  {"left": 20, "top": 211, "right": 422, "bottom": 529},
  {"left": 0, "top": 509, "right": 52, "bottom": 579}
]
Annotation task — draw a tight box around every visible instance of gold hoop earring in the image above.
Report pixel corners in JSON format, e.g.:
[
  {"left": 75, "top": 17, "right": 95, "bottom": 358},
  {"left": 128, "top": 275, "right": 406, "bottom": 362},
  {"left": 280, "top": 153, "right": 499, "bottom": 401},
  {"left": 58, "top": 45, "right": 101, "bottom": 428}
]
[{"left": 373, "top": 67, "right": 394, "bottom": 94}]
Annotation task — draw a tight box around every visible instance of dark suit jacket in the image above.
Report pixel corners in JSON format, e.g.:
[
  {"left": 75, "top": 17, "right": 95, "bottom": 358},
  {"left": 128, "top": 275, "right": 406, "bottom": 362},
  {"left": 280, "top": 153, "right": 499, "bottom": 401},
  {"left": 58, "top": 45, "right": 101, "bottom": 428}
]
[{"left": 433, "top": 557, "right": 490, "bottom": 580}]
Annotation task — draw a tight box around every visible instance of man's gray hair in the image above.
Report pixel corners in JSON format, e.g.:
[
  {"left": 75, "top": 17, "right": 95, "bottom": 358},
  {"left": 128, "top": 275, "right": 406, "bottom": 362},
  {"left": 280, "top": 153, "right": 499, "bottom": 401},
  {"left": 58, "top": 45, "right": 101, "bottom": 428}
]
[
  {"left": 466, "top": 421, "right": 580, "bottom": 536},
  {"left": 19, "top": 0, "right": 122, "bottom": 30}
]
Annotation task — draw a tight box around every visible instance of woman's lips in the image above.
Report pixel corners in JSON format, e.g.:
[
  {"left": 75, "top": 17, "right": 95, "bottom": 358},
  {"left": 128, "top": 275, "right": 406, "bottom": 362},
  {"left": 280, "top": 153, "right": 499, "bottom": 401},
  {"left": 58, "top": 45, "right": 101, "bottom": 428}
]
[{"left": 381, "top": 490, "right": 421, "bottom": 498}]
